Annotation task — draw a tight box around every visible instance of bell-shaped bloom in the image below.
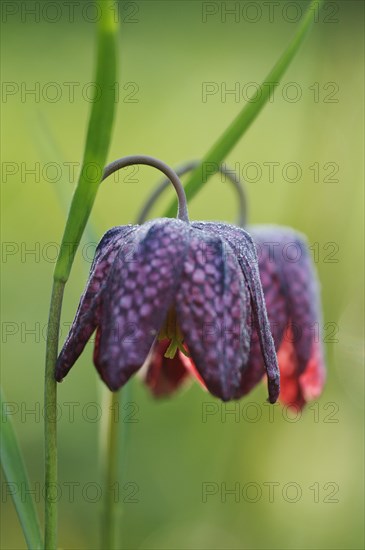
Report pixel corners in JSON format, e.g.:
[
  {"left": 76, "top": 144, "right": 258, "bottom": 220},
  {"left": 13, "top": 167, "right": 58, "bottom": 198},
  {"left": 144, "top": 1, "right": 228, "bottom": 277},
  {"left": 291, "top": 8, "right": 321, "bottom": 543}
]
[
  {"left": 236, "top": 225, "right": 326, "bottom": 409},
  {"left": 145, "top": 224, "right": 326, "bottom": 410},
  {"left": 56, "top": 218, "right": 280, "bottom": 402}
]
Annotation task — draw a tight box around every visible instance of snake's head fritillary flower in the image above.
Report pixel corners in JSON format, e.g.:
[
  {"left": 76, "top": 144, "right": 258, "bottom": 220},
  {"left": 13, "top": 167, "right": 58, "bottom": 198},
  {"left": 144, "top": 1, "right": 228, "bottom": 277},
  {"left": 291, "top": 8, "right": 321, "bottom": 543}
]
[
  {"left": 56, "top": 156, "right": 280, "bottom": 403},
  {"left": 138, "top": 161, "right": 325, "bottom": 409},
  {"left": 238, "top": 225, "right": 326, "bottom": 409},
  {"left": 146, "top": 224, "right": 325, "bottom": 410}
]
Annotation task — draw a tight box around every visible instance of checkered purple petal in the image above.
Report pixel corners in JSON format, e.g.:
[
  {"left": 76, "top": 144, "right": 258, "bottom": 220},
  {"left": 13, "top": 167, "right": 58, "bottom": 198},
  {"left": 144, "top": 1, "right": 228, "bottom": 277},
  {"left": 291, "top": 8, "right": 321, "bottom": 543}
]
[
  {"left": 95, "top": 219, "right": 190, "bottom": 390},
  {"left": 250, "top": 225, "right": 323, "bottom": 374},
  {"left": 176, "top": 225, "right": 251, "bottom": 401},
  {"left": 55, "top": 225, "right": 136, "bottom": 381},
  {"left": 193, "top": 222, "right": 280, "bottom": 403},
  {"left": 235, "top": 226, "right": 289, "bottom": 397}
]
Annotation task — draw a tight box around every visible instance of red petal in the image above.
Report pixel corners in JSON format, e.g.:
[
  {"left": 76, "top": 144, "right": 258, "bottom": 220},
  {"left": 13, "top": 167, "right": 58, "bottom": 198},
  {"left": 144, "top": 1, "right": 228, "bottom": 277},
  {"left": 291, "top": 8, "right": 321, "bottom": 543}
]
[
  {"left": 278, "top": 327, "right": 325, "bottom": 410},
  {"left": 145, "top": 340, "right": 191, "bottom": 397}
]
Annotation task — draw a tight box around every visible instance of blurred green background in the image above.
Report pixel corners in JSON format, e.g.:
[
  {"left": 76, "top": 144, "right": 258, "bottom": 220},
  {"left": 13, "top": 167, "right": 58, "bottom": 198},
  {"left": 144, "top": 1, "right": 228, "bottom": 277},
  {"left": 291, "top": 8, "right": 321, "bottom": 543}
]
[{"left": 1, "top": 1, "right": 364, "bottom": 548}]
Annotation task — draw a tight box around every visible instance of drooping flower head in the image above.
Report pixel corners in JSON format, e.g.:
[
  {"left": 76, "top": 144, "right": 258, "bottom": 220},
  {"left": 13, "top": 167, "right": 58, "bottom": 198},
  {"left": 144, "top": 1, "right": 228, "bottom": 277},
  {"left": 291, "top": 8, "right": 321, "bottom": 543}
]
[
  {"left": 56, "top": 155, "right": 280, "bottom": 403},
  {"left": 138, "top": 160, "right": 326, "bottom": 409},
  {"left": 232, "top": 224, "right": 326, "bottom": 409}
]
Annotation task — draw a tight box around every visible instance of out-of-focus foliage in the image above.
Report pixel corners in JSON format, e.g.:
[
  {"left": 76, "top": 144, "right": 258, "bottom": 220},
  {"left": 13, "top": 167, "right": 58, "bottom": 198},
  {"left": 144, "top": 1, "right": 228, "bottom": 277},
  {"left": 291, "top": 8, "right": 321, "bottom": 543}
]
[{"left": 1, "top": 1, "right": 363, "bottom": 548}]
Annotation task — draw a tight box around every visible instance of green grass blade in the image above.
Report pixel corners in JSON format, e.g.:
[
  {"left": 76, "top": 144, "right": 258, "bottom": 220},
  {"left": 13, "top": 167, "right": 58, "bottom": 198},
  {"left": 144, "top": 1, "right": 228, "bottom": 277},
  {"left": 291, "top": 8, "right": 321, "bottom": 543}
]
[
  {"left": 43, "top": 3, "right": 119, "bottom": 548},
  {"left": 54, "top": 0, "right": 118, "bottom": 282},
  {"left": 0, "top": 387, "right": 43, "bottom": 549},
  {"left": 163, "top": 0, "right": 323, "bottom": 218}
]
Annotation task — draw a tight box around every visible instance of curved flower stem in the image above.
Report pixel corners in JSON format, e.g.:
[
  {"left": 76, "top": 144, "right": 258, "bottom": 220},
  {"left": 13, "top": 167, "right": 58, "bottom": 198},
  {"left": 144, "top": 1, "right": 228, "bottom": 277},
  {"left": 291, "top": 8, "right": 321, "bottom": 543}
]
[
  {"left": 136, "top": 160, "right": 247, "bottom": 227},
  {"left": 102, "top": 155, "right": 190, "bottom": 222},
  {"left": 44, "top": 279, "right": 65, "bottom": 550}
]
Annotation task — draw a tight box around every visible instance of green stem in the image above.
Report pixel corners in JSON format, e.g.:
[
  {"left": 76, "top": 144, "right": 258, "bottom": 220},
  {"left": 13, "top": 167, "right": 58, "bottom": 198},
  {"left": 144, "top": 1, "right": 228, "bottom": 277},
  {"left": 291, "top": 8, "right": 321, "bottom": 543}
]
[
  {"left": 100, "top": 381, "right": 133, "bottom": 549},
  {"left": 101, "top": 391, "right": 119, "bottom": 549},
  {"left": 44, "top": 279, "right": 65, "bottom": 550},
  {"left": 43, "top": 3, "right": 118, "bottom": 547}
]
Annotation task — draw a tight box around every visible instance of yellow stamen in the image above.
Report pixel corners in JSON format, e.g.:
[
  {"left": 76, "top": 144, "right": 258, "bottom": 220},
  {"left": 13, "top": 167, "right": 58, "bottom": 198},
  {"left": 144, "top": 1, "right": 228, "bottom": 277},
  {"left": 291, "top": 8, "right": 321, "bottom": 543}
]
[{"left": 158, "top": 308, "right": 190, "bottom": 359}]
